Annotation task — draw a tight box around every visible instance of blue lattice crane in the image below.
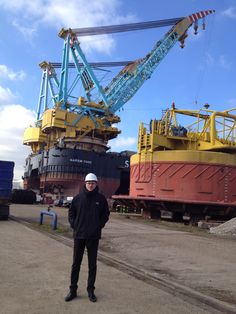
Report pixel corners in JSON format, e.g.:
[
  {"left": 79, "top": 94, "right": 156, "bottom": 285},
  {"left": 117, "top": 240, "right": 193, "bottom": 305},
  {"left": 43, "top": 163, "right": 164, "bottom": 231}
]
[
  {"left": 24, "top": 10, "right": 215, "bottom": 153},
  {"left": 57, "top": 10, "right": 214, "bottom": 113}
]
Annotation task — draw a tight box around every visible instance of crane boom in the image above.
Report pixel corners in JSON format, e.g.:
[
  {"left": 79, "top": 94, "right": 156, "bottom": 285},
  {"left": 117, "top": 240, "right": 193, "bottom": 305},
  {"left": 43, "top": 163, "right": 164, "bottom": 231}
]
[
  {"left": 105, "top": 10, "right": 215, "bottom": 113},
  {"left": 55, "top": 10, "right": 214, "bottom": 115},
  {"left": 51, "top": 61, "right": 132, "bottom": 68},
  {"left": 36, "top": 61, "right": 59, "bottom": 121}
]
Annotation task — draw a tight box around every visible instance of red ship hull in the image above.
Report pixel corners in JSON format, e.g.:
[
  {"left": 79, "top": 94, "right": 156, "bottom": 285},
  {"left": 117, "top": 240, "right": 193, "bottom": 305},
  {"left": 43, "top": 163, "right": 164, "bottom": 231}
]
[
  {"left": 113, "top": 151, "right": 236, "bottom": 219},
  {"left": 129, "top": 161, "right": 236, "bottom": 204},
  {"left": 24, "top": 173, "right": 120, "bottom": 199}
]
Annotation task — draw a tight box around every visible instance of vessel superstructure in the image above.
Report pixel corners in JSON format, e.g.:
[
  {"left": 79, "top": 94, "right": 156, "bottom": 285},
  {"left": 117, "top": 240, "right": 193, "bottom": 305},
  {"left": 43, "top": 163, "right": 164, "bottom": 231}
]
[{"left": 113, "top": 104, "right": 236, "bottom": 220}]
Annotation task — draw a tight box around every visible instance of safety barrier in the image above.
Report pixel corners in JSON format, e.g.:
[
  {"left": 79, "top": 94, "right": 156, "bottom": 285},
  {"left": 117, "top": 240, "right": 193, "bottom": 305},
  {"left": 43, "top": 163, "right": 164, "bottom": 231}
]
[{"left": 39, "top": 206, "right": 57, "bottom": 230}]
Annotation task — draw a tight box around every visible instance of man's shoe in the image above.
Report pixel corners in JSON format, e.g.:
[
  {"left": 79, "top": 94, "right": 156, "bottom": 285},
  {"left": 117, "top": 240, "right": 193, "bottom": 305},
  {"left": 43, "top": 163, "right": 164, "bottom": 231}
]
[
  {"left": 88, "top": 291, "right": 97, "bottom": 302},
  {"left": 65, "top": 291, "right": 77, "bottom": 302}
]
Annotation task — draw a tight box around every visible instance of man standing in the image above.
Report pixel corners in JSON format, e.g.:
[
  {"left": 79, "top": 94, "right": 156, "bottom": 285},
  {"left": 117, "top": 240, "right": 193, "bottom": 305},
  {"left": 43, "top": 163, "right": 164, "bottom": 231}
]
[{"left": 65, "top": 173, "right": 110, "bottom": 302}]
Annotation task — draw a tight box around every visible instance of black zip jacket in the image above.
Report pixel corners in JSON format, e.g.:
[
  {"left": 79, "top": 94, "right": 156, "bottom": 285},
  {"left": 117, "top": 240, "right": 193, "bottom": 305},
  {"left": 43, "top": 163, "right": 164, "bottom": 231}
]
[{"left": 68, "top": 186, "right": 110, "bottom": 239}]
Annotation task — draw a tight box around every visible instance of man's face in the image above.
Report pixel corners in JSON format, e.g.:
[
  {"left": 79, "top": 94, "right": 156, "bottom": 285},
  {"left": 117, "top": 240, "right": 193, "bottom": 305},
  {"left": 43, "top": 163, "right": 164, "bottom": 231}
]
[{"left": 85, "top": 181, "right": 97, "bottom": 192}]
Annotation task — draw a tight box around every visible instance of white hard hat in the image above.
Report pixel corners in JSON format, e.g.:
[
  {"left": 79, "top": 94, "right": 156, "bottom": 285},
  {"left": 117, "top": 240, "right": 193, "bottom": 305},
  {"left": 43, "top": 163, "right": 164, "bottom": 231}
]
[{"left": 85, "top": 173, "right": 98, "bottom": 182}]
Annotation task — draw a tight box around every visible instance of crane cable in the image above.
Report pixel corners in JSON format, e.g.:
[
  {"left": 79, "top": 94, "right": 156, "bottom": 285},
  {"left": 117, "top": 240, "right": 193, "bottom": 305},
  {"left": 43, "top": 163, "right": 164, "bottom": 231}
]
[
  {"left": 193, "top": 14, "right": 216, "bottom": 109},
  {"left": 71, "top": 18, "right": 183, "bottom": 36}
]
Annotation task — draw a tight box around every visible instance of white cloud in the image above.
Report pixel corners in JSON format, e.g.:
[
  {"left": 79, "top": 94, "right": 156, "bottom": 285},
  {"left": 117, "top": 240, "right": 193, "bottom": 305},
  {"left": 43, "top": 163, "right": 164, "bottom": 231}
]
[
  {"left": 219, "top": 55, "right": 232, "bottom": 70},
  {"left": 79, "top": 35, "right": 115, "bottom": 56},
  {"left": 204, "top": 53, "right": 231, "bottom": 70},
  {"left": 0, "top": 64, "right": 26, "bottom": 81},
  {"left": 0, "top": 0, "right": 136, "bottom": 54},
  {"left": 110, "top": 136, "right": 137, "bottom": 151},
  {"left": 222, "top": 7, "right": 236, "bottom": 19},
  {"left": 0, "top": 104, "right": 35, "bottom": 181},
  {"left": 0, "top": 85, "right": 17, "bottom": 104},
  {"left": 12, "top": 20, "right": 36, "bottom": 41},
  {"left": 205, "top": 52, "right": 214, "bottom": 66},
  {"left": 0, "top": 104, "right": 35, "bottom": 129}
]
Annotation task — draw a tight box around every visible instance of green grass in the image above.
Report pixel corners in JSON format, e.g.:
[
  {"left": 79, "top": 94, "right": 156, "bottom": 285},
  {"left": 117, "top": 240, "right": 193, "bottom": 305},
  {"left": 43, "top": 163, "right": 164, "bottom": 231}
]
[{"left": 29, "top": 220, "right": 72, "bottom": 237}]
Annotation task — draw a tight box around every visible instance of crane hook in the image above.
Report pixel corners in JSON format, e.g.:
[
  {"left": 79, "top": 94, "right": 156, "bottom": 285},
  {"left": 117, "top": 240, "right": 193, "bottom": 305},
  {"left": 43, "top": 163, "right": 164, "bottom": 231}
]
[
  {"left": 194, "top": 21, "right": 198, "bottom": 35},
  {"left": 180, "top": 39, "right": 185, "bottom": 49},
  {"left": 179, "top": 31, "right": 188, "bottom": 49},
  {"left": 202, "top": 17, "right": 206, "bottom": 30}
]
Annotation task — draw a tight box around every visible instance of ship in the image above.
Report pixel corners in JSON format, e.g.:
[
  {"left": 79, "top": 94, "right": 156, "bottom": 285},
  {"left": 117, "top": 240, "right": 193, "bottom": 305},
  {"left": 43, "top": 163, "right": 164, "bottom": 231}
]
[
  {"left": 113, "top": 104, "right": 236, "bottom": 222},
  {"left": 24, "top": 139, "right": 132, "bottom": 201},
  {"left": 22, "top": 11, "right": 215, "bottom": 203}
]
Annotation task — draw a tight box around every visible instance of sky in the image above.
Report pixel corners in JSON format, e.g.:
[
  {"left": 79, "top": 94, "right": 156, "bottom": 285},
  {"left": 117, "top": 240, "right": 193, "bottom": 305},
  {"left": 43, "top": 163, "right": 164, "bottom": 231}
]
[{"left": 0, "top": 0, "right": 235, "bottom": 183}]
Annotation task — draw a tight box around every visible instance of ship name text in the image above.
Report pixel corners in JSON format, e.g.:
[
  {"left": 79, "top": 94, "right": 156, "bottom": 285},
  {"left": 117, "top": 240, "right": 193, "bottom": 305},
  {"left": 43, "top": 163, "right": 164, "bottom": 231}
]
[{"left": 70, "top": 158, "right": 92, "bottom": 164}]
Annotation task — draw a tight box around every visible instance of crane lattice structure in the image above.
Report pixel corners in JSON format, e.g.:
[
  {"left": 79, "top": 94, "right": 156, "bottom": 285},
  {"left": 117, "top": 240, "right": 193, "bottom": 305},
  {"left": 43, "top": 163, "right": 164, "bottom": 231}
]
[{"left": 24, "top": 10, "right": 215, "bottom": 153}]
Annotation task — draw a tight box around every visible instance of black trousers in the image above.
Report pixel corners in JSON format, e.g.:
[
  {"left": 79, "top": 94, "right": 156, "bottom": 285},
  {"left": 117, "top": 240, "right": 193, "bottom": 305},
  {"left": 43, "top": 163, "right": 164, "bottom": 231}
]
[{"left": 70, "top": 238, "right": 99, "bottom": 293}]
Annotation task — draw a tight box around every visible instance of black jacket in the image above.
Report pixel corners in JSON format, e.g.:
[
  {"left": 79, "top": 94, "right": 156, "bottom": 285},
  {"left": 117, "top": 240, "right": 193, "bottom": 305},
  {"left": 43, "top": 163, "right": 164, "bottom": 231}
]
[{"left": 68, "top": 186, "right": 110, "bottom": 239}]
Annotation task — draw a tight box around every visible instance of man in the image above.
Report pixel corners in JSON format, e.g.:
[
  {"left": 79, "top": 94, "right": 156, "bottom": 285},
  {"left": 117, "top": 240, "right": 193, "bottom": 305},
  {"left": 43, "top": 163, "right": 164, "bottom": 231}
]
[{"left": 65, "top": 173, "right": 110, "bottom": 303}]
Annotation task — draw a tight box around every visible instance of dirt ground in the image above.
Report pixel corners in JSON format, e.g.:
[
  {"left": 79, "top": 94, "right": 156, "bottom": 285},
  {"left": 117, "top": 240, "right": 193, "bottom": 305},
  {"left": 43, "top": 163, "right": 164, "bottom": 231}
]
[
  {"left": 102, "top": 214, "right": 236, "bottom": 305},
  {"left": 3, "top": 220, "right": 219, "bottom": 314},
  {"left": 8, "top": 204, "right": 236, "bottom": 312}
]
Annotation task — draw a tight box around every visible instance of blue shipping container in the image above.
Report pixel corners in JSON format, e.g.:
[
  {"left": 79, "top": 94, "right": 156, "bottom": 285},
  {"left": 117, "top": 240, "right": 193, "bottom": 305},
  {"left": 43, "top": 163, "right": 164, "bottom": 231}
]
[{"left": 0, "top": 160, "right": 15, "bottom": 199}]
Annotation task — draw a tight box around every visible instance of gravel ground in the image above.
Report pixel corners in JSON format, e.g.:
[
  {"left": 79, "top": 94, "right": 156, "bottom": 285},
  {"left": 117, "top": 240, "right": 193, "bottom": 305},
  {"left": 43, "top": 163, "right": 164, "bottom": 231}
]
[
  {"left": 101, "top": 214, "right": 236, "bottom": 305},
  {"left": 0, "top": 219, "right": 223, "bottom": 314},
  {"left": 9, "top": 204, "right": 236, "bottom": 311},
  {"left": 210, "top": 217, "right": 236, "bottom": 236}
]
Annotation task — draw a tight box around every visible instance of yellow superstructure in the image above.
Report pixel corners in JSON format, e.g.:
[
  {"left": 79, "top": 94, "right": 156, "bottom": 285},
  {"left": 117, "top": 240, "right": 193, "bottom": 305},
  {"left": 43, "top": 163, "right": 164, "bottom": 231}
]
[
  {"left": 138, "top": 105, "right": 236, "bottom": 153},
  {"left": 23, "top": 106, "right": 120, "bottom": 153}
]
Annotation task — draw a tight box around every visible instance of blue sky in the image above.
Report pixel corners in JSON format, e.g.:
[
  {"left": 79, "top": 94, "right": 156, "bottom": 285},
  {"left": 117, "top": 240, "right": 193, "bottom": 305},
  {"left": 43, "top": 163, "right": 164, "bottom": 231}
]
[{"left": 0, "top": 0, "right": 235, "bottom": 182}]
